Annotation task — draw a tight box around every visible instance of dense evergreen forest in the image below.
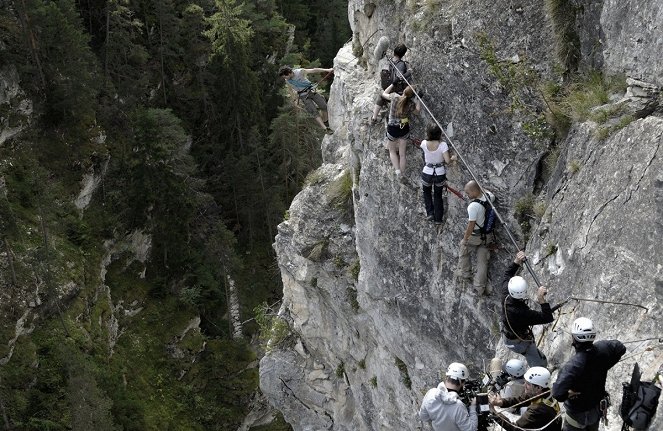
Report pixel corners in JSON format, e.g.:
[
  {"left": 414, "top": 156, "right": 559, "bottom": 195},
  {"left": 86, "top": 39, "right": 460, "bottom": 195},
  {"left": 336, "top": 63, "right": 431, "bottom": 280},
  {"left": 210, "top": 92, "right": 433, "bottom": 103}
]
[{"left": 0, "top": 0, "right": 349, "bottom": 429}]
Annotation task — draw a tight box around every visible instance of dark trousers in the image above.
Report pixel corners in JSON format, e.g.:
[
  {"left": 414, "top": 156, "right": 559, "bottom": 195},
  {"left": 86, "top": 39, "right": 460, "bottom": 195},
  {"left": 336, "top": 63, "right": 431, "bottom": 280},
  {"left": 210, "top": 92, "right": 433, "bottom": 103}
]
[{"left": 421, "top": 172, "right": 446, "bottom": 222}]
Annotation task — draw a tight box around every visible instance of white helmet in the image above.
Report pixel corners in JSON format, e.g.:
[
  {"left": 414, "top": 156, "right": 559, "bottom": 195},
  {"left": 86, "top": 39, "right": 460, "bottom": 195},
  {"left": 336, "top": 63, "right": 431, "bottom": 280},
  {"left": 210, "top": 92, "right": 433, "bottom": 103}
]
[
  {"left": 508, "top": 276, "right": 528, "bottom": 299},
  {"left": 571, "top": 317, "right": 596, "bottom": 342},
  {"left": 524, "top": 367, "right": 551, "bottom": 388},
  {"left": 446, "top": 362, "right": 469, "bottom": 381},
  {"left": 504, "top": 359, "right": 527, "bottom": 378}
]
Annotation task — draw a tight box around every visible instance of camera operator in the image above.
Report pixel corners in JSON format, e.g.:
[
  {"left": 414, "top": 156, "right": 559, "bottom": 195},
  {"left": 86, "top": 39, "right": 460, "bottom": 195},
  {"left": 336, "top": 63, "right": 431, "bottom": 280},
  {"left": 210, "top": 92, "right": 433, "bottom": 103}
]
[
  {"left": 488, "top": 367, "right": 561, "bottom": 431},
  {"left": 419, "top": 362, "right": 479, "bottom": 431}
]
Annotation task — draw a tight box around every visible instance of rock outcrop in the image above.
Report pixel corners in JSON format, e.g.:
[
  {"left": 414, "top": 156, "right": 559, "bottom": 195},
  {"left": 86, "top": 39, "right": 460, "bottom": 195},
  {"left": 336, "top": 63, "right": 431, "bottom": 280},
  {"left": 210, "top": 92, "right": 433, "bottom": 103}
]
[{"left": 260, "top": 1, "right": 663, "bottom": 430}]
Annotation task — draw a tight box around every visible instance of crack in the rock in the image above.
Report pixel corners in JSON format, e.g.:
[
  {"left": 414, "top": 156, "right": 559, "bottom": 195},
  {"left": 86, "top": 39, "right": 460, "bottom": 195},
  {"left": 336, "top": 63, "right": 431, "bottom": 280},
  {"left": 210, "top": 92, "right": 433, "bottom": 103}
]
[
  {"left": 622, "top": 138, "right": 661, "bottom": 205},
  {"left": 279, "top": 377, "right": 314, "bottom": 411},
  {"left": 580, "top": 193, "right": 620, "bottom": 249}
]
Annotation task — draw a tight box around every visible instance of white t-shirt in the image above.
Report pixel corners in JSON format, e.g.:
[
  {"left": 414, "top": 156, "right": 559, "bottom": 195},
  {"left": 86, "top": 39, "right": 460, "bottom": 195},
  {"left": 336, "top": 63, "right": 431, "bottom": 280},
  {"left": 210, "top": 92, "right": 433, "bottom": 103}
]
[
  {"left": 467, "top": 192, "right": 493, "bottom": 231},
  {"left": 420, "top": 140, "right": 449, "bottom": 175}
]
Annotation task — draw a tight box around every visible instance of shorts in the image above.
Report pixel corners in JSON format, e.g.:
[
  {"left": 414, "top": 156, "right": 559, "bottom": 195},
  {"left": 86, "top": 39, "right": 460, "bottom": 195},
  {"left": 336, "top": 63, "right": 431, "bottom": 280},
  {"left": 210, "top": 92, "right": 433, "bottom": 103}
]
[
  {"left": 300, "top": 91, "right": 327, "bottom": 116},
  {"left": 386, "top": 124, "right": 410, "bottom": 141}
]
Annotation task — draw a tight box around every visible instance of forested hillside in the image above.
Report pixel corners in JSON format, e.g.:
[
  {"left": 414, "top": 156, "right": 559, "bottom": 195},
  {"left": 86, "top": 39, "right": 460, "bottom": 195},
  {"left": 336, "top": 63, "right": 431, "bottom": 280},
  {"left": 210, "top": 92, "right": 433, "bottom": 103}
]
[{"left": 0, "top": 0, "right": 349, "bottom": 429}]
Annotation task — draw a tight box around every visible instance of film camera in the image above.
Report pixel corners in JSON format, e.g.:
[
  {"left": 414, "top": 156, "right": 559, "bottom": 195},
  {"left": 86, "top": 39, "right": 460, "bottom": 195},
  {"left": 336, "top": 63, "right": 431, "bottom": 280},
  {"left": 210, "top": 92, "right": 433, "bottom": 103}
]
[{"left": 459, "top": 377, "right": 494, "bottom": 431}]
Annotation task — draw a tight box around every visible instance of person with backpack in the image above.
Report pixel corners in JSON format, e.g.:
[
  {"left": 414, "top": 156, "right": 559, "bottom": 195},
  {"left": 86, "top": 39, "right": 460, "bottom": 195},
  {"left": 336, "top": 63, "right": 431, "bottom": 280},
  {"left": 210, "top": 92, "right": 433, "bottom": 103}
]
[
  {"left": 552, "top": 317, "right": 626, "bottom": 431},
  {"left": 278, "top": 66, "right": 333, "bottom": 133},
  {"left": 489, "top": 367, "right": 562, "bottom": 431},
  {"left": 382, "top": 84, "right": 420, "bottom": 180},
  {"left": 455, "top": 180, "right": 494, "bottom": 295},
  {"left": 419, "top": 362, "right": 478, "bottom": 431},
  {"left": 371, "top": 43, "right": 411, "bottom": 124},
  {"left": 500, "top": 251, "right": 553, "bottom": 367},
  {"left": 420, "top": 123, "right": 451, "bottom": 224}
]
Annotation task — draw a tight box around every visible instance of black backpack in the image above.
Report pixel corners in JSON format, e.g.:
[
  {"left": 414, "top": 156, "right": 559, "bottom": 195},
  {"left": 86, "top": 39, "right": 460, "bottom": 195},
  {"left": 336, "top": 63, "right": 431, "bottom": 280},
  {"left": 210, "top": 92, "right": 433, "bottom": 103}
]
[
  {"left": 473, "top": 191, "right": 497, "bottom": 235},
  {"left": 380, "top": 60, "right": 409, "bottom": 90},
  {"left": 620, "top": 363, "right": 661, "bottom": 430}
]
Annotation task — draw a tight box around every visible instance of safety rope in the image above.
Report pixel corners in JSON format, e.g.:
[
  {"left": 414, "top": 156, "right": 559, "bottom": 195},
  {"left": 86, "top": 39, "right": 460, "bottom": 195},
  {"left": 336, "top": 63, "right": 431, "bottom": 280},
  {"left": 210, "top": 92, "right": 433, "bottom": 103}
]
[
  {"left": 491, "top": 390, "right": 564, "bottom": 431},
  {"left": 385, "top": 55, "right": 542, "bottom": 287},
  {"left": 493, "top": 411, "right": 563, "bottom": 431},
  {"left": 503, "top": 295, "right": 533, "bottom": 343}
]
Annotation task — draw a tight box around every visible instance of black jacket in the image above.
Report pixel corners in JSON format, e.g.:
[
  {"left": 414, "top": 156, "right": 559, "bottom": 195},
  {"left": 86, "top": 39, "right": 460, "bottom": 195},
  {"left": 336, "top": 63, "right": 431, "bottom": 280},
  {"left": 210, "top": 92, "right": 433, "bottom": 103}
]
[
  {"left": 552, "top": 340, "right": 626, "bottom": 413},
  {"left": 495, "top": 394, "right": 562, "bottom": 431},
  {"left": 500, "top": 262, "right": 554, "bottom": 340}
]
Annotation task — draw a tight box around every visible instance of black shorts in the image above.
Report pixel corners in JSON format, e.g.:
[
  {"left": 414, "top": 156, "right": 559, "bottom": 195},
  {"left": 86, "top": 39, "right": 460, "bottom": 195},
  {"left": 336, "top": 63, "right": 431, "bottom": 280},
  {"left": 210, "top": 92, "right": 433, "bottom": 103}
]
[{"left": 386, "top": 124, "right": 410, "bottom": 140}]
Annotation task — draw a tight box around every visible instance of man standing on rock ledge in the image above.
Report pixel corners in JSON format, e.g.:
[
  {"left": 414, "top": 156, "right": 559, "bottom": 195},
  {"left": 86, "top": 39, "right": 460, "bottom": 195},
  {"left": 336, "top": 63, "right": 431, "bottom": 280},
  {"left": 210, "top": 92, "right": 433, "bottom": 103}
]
[
  {"left": 456, "top": 180, "right": 493, "bottom": 295},
  {"left": 552, "top": 317, "right": 625, "bottom": 431},
  {"left": 419, "top": 362, "right": 478, "bottom": 431},
  {"left": 500, "top": 251, "right": 553, "bottom": 367}
]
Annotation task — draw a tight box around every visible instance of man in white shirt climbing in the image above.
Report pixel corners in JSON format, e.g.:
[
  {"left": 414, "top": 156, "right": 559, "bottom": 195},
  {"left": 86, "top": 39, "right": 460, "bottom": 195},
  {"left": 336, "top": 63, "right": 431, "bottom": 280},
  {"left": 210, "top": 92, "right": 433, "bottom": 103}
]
[{"left": 456, "top": 180, "right": 494, "bottom": 295}]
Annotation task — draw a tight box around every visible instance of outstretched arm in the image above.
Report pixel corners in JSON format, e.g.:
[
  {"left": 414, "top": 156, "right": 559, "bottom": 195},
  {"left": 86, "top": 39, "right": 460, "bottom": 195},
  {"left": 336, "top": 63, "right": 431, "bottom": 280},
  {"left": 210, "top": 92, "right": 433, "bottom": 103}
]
[
  {"left": 301, "top": 67, "right": 333, "bottom": 74},
  {"left": 382, "top": 84, "right": 394, "bottom": 100}
]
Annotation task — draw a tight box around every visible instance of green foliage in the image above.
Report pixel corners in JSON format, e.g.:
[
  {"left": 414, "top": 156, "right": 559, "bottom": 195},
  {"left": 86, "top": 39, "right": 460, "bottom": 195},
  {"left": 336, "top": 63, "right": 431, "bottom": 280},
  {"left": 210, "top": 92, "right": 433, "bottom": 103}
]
[
  {"left": 477, "top": 33, "right": 553, "bottom": 142},
  {"left": 346, "top": 287, "right": 360, "bottom": 312},
  {"left": 205, "top": 0, "right": 253, "bottom": 61},
  {"left": 350, "top": 260, "right": 360, "bottom": 281},
  {"left": 358, "top": 359, "right": 366, "bottom": 369},
  {"left": 568, "top": 159, "right": 582, "bottom": 174},
  {"left": 254, "top": 303, "right": 292, "bottom": 351},
  {"left": 394, "top": 357, "right": 412, "bottom": 389},
  {"left": 533, "top": 201, "right": 547, "bottom": 219},
  {"left": 369, "top": 376, "right": 378, "bottom": 388},
  {"left": 335, "top": 361, "right": 345, "bottom": 378},
  {"left": 21, "top": 0, "right": 100, "bottom": 131},
  {"left": 544, "top": 242, "right": 558, "bottom": 257},
  {"left": 0, "top": 0, "right": 350, "bottom": 428},
  {"left": 595, "top": 114, "right": 635, "bottom": 140},
  {"left": 327, "top": 170, "right": 353, "bottom": 209},
  {"left": 514, "top": 194, "right": 535, "bottom": 219},
  {"left": 542, "top": 72, "right": 627, "bottom": 138},
  {"left": 544, "top": 0, "right": 580, "bottom": 73}
]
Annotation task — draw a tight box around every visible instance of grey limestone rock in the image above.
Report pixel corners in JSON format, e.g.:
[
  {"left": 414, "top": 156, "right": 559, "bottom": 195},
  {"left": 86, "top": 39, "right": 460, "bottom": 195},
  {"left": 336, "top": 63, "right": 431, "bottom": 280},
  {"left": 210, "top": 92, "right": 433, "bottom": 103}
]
[{"left": 260, "top": 1, "right": 663, "bottom": 430}]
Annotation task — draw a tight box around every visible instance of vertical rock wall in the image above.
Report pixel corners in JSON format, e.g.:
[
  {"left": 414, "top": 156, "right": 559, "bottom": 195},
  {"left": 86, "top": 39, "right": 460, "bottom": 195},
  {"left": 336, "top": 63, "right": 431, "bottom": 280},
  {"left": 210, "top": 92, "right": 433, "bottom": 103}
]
[{"left": 260, "top": 1, "right": 662, "bottom": 430}]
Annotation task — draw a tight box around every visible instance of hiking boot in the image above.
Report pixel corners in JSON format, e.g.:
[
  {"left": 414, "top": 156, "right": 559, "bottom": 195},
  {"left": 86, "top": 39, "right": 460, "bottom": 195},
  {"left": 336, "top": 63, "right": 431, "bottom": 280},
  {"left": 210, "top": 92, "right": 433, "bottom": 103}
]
[
  {"left": 434, "top": 220, "right": 443, "bottom": 226},
  {"left": 426, "top": 214, "right": 434, "bottom": 222},
  {"left": 325, "top": 127, "right": 334, "bottom": 135}
]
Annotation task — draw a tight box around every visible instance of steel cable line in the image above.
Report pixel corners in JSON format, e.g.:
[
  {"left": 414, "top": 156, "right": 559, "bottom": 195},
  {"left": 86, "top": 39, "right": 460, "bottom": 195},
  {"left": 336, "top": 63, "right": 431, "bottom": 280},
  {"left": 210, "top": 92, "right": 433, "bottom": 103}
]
[{"left": 385, "top": 55, "right": 541, "bottom": 286}]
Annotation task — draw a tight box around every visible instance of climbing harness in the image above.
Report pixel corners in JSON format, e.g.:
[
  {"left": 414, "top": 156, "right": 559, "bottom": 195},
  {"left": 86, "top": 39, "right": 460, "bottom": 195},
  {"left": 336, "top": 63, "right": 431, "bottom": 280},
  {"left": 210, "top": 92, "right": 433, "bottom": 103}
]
[
  {"left": 503, "top": 296, "right": 534, "bottom": 342},
  {"left": 385, "top": 56, "right": 542, "bottom": 287}
]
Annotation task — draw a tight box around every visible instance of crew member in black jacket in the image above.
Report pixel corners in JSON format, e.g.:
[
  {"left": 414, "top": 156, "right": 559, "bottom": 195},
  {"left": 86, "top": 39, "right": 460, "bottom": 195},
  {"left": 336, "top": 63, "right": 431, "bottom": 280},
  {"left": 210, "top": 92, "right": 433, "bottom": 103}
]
[
  {"left": 500, "top": 251, "right": 553, "bottom": 366},
  {"left": 552, "top": 317, "right": 626, "bottom": 431}
]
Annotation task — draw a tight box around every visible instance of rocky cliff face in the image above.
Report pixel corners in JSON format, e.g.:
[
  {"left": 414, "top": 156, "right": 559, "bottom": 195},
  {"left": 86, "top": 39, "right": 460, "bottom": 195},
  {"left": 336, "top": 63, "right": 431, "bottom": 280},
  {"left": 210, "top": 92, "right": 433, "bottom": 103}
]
[{"left": 260, "top": 1, "right": 662, "bottom": 430}]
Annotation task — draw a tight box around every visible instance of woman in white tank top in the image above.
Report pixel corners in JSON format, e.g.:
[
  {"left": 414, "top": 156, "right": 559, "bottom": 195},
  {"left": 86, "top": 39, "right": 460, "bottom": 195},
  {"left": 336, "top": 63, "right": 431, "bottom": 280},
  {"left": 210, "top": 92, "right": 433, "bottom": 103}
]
[{"left": 420, "top": 124, "right": 451, "bottom": 224}]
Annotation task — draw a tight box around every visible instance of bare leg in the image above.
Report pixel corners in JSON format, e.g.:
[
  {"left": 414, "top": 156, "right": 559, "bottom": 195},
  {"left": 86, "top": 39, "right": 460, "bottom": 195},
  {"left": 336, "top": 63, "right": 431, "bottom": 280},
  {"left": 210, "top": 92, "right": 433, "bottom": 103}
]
[
  {"left": 315, "top": 115, "right": 326, "bottom": 130},
  {"left": 398, "top": 138, "right": 407, "bottom": 172},
  {"left": 321, "top": 110, "right": 328, "bottom": 123},
  {"left": 388, "top": 140, "right": 401, "bottom": 172}
]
